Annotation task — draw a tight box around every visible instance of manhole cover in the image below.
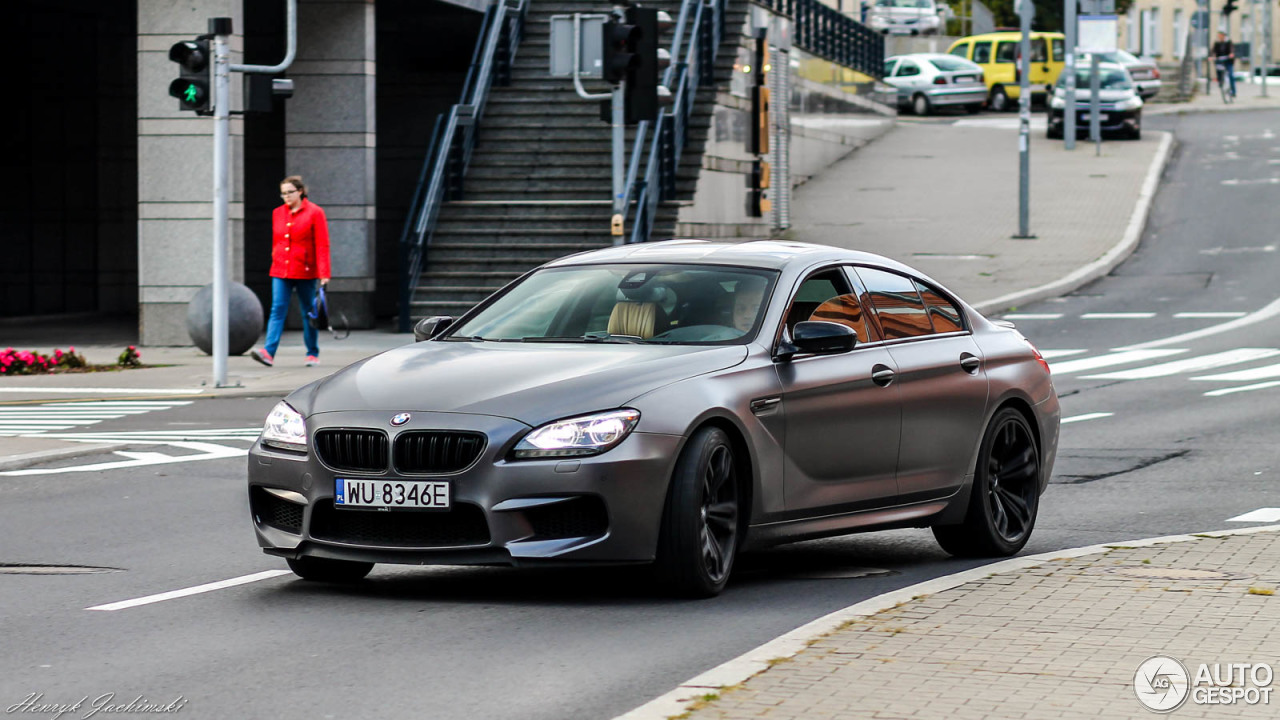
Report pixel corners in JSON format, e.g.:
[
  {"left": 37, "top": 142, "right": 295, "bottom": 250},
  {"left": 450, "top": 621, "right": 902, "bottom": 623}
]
[
  {"left": 1100, "top": 566, "right": 1251, "bottom": 581},
  {"left": 0, "top": 564, "right": 123, "bottom": 575}
]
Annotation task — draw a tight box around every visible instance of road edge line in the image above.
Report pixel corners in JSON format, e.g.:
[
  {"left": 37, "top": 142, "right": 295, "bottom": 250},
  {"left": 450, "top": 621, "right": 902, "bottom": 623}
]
[
  {"left": 612, "top": 523, "right": 1280, "bottom": 720},
  {"left": 973, "top": 130, "right": 1174, "bottom": 317}
]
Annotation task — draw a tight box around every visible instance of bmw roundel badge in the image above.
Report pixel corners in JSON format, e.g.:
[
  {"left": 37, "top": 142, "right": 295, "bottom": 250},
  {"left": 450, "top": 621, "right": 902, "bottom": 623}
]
[{"left": 390, "top": 412, "right": 411, "bottom": 426}]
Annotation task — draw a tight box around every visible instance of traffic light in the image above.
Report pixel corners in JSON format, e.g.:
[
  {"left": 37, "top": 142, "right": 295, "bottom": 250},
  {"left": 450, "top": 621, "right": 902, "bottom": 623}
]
[
  {"left": 168, "top": 38, "right": 212, "bottom": 114},
  {"left": 624, "top": 7, "right": 674, "bottom": 123},
  {"left": 748, "top": 160, "right": 771, "bottom": 217},
  {"left": 1223, "top": 0, "right": 1238, "bottom": 15},
  {"left": 602, "top": 17, "right": 640, "bottom": 84}
]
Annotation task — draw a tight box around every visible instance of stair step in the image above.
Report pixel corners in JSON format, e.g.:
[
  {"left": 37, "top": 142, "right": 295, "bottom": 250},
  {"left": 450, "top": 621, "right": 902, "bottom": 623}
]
[
  {"left": 429, "top": 242, "right": 614, "bottom": 261},
  {"left": 435, "top": 228, "right": 623, "bottom": 242}
]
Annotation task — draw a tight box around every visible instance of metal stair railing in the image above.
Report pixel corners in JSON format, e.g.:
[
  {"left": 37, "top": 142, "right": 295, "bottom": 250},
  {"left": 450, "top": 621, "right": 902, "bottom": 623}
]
[
  {"left": 620, "top": 0, "right": 725, "bottom": 246},
  {"left": 398, "top": 0, "right": 528, "bottom": 332},
  {"left": 755, "top": 0, "right": 883, "bottom": 78}
]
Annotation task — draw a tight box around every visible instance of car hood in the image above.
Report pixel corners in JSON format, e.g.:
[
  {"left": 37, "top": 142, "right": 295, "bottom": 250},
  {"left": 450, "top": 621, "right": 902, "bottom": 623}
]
[
  {"left": 874, "top": 8, "right": 936, "bottom": 19},
  {"left": 1062, "top": 89, "right": 1137, "bottom": 103},
  {"left": 303, "top": 342, "right": 749, "bottom": 425}
]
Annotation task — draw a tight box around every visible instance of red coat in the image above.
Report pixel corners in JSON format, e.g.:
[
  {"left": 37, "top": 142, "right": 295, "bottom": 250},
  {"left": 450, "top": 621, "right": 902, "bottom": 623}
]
[{"left": 270, "top": 199, "right": 331, "bottom": 279}]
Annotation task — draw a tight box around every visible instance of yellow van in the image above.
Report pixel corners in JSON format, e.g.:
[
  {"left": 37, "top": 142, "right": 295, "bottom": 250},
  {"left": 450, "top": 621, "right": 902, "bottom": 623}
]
[{"left": 946, "top": 32, "right": 1065, "bottom": 111}]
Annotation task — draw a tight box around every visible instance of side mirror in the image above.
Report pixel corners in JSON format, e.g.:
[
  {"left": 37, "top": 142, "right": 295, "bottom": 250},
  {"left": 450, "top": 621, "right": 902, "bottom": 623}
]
[
  {"left": 775, "top": 321, "right": 857, "bottom": 361},
  {"left": 414, "top": 315, "right": 454, "bottom": 342}
]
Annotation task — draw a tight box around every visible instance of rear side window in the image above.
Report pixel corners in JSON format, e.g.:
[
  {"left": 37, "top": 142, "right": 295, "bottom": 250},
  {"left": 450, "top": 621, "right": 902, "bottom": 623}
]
[
  {"left": 896, "top": 61, "right": 920, "bottom": 77},
  {"left": 855, "top": 267, "right": 933, "bottom": 340},
  {"left": 1031, "top": 38, "right": 1048, "bottom": 62},
  {"left": 949, "top": 43, "right": 970, "bottom": 59},
  {"left": 929, "top": 57, "right": 979, "bottom": 72},
  {"left": 995, "top": 41, "right": 1018, "bottom": 64},
  {"left": 914, "top": 281, "right": 964, "bottom": 334},
  {"left": 972, "top": 42, "right": 992, "bottom": 64}
]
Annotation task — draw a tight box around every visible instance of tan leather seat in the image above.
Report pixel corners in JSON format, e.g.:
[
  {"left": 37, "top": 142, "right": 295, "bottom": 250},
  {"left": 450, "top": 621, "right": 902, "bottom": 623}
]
[{"left": 607, "top": 302, "right": 664, "bottom": 339}]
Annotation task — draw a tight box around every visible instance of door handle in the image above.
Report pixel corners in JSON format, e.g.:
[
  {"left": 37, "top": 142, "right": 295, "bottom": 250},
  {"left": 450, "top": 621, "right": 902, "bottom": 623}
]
[
  {"left": 960, "top": 353, "right": 981, "bottom": 373},
  {"left": 750, "top": 397, "right": 781, "bottom": 414},
  {"left": 871, "top": 364, "right": 895, "bottom": 387}
]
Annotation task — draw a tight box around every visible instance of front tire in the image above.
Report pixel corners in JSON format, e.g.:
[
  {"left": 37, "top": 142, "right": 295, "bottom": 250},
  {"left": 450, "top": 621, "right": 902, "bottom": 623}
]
[
  {"left": 933, "top": 408, "right": 1041, "bottom": 557},
  {"left": 913, "top": 93, "right": 932, "bottom": 116},
  {"left": 655, "top": 427, "right": 741, "bottom": 597},
  {"left": 287, "top": 556, "right": 374, "bottom": 582},
  {"left": 988, "top": 86, "right": 1010, "bottom": 112}
]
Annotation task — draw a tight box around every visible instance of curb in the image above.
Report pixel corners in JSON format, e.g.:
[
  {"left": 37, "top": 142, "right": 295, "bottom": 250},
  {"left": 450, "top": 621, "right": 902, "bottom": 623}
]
[
  {"left": 0, "top": 442, "right": 130, "bottom": 473},
  {"left": 972, "top": 130, "right": 1175, "bottom": 317},
  {"left": 1146, "top": 97, "right": 1280, "bottom": 116},
  {"left": 613, "top": 523, "right": 1280, "bottom": 720}
]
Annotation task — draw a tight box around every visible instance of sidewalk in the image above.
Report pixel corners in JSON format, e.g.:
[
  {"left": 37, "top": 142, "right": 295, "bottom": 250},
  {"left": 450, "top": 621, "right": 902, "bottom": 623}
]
[
  {"left": 632, "top": 526, "right": 1280, "bottom": 720},
  {"left": 1148, "top": 75, "right": 1280, "bottom": 116}
]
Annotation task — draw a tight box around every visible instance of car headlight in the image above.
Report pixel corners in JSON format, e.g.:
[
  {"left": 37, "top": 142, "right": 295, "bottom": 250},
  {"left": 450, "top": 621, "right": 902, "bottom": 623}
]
[
  {"left": 512, "top": 409, "right": 640, "bottom": 459},
  {"left": 261, "top": 401, "right": 307, "bottom": 452},
  {"left": 1115, "top": 95, "right": 1143, "bottom": 111}
]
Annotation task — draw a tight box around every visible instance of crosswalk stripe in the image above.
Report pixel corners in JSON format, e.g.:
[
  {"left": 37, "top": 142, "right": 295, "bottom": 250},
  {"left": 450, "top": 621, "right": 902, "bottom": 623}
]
[
  {"left": 1048, "top": 349, "right": 1187, "bottom": 375},
  {"left": 0, "top": 401, "right": 193, "bottom": 435},
  {"left": 1061, "top": 412, "right": 1113, "bottom": 424},
  {"left": 1227, "top": 508, "right": 1280, "bottom": 523},
  {"left": 1081, "top": 312, "right": 1157, "bottom": 319},
  {"left": 1082, "top": 348, "right": 1280, "bottom": 380},
  {"left": 1202, "top": 380, "right": 1280, "bottom": 397},
  {"left": 1039, "top": 349, "right": 1088, "bottom": 359},
  {"left": 1002, "top": 313, "right": 1064, "bottom": 320},
  {"left": 1192, "top": 362, "right": 1280, "bottom": 382},
  {"left": 1173, "top": 312, "right": 1249, "bottom": 319}
]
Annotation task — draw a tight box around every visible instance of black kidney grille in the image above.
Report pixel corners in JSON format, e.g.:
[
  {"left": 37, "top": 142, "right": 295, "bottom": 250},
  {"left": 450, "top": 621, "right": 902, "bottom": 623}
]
[
  {"left": 309, "top": 502, "right": 490, "bottom": 547},
  {"left": 524, "top": 496, "right": 609, "bottom": 541},
  {"left": 315, "top": 429, "right": 388, "bottom": 472},
  {"left": 250, "top": 487, "right": 304, "bottom": 534},
  {"left": 393, "top": 431, "right": 486, "bottom": 474}
]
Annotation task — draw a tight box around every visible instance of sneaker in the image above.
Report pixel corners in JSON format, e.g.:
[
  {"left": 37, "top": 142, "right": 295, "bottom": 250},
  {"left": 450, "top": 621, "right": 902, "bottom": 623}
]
[
  {"left": 305, "top": 355, "right": 320, "bottom": 367},
  {"left": 250, "top": 349, "right": 274, "bottom": 367}
]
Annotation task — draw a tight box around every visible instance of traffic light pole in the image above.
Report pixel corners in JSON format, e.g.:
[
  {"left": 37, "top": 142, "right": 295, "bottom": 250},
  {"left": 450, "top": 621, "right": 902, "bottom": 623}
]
[
  {"left": 611, "top": 83, "right": 626, "bottom": 241},
  {"left": 1015, "top": 0, "right": 1034, "bottom": 239},
  {"left": 211, "top": 22, "right": 233, "bottom": 387},
  {"left": 1064, "top": 0, "right": 1077, "bottom": 150}
]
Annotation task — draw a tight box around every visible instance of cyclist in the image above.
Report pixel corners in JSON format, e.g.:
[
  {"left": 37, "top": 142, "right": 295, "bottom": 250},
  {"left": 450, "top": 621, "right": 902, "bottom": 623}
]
[{"left": 1212, "top": 31, "right": 1237, "bottom": 101}]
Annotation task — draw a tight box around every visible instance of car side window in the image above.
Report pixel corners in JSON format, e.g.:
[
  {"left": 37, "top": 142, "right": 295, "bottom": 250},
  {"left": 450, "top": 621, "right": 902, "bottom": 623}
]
[
  {"left": 950, "top": 43, "right": 970, "bottom": 59},
  {"left": 995, "top": 41, "right": 1018, "bottom": 64},
  {"left": 784, "top": 269, "right": 853, "bottom": 337},
  {"left": 896, "top": 60, "right": 920, "bottom": 77},
  {"left": 854, "top": 267, "right": 934, "bottom": 340},
  {"left": 972, "top": 42, "right": 992, "bottom": 64},
  {"left": 1052, "top": 38, "right": 1064, "bottom": 62},
  {"left": 1031, "top": 38, "right": 1048, "bottom": 63},
  {"left": 914, "top": 280, "right": 965, "bottom": 334},
  {"left": 884, "top": 59, "right": 898, "bottom": 77}
]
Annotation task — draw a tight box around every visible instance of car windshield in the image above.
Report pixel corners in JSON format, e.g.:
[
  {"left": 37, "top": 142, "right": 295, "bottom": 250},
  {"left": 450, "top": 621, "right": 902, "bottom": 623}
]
[
  {"left": 928, "top": 57, "right": 979, "bottom": 72},
  {"left": 1058, "top": 68, "right": 1132, "bottom": 90},
  {"left": 875, "top": 0, "right": 933, "bottom": 7},
  {"left": 1093, "top": 50, "right": 1141, "bottom": 64},
  {"left": 446, "top": 264, "right": 780, "bottom": 344}
]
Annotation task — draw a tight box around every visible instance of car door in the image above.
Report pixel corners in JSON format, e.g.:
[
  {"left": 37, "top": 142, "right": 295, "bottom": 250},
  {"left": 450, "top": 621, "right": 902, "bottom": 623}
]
[
  {"left": 1028, "top": 36, "right": 1052, "bottom": 90},
  {"left": 775, "top": 267, "right": 902, "bottom": 512},
  {"left": 854, "top": 267, "right": 989, "bottom": 501},
  {"left": 890, "top": 59, "right": 923, "bottom": 105}
]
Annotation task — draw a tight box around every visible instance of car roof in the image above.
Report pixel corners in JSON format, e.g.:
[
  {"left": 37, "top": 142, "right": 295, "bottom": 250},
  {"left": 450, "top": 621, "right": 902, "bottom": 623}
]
[
  {"left": 543, "top": 239, "right": 910, "bottom": 273},
  {"left": 952, "top": 31, "right": 1064, "bottom": 42},
  {"left": 889, "top": 53, "right": 978, "bottom": 62}
]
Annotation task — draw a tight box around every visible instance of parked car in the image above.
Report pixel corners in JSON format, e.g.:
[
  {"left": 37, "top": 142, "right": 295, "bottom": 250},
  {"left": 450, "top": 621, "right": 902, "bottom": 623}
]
[
  {"left": 884, "top": 53, "right": 987, "bottom": 115},
  {"left": 1046, "top": 62, "right": 1143, "bottom": 140},
  {"left": 866, "top": 0, "right": 942, "bottom": 36},
  {"left": 947, "top": 31, "right": 1066, "bottom": 111},
  {"left": 1080, "top": 50, "right": 1162, "bottom": 99},
  {"left": 249, "top": 240, "right": 1060, "bottom": 597}
]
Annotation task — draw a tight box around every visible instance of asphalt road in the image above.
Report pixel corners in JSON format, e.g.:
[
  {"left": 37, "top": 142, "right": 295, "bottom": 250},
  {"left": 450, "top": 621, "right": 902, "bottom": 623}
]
[{"left": 2, "top": 111, "right": 1279, "bottom": 720}]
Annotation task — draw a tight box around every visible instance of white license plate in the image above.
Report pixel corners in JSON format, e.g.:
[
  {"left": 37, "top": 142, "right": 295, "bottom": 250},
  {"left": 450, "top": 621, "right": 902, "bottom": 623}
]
[
  {"left": 955, "top": 75, "right": 975, "bottom": 83},
  {"left": 1080, "top": 113, "right": 1109, "bottom": 122},
  {"left": 335, "top": 478, "right": 450, "bottom": 510}
]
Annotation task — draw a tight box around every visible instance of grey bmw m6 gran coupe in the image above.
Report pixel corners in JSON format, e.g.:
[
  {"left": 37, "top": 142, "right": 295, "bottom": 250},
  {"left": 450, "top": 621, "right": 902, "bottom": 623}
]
[{"left": 249, "top": 240, "right": 1059, "bottom": 596}]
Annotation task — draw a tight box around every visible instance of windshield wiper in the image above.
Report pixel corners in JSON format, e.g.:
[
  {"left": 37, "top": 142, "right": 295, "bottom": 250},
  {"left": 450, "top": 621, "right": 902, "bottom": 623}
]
[{"left": 522, "top": 334, "right": 644, "bottom": 344}]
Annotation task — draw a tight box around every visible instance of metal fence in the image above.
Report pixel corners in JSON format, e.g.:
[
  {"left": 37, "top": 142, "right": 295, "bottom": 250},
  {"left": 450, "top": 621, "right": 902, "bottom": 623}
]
[{"left": 756, "top": 0, "right": 883, "bottom": 79}]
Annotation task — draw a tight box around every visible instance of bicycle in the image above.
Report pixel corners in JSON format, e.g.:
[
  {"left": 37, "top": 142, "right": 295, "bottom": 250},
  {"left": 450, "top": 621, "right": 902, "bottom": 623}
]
[{"left": 1216, "top": 61, "right": 1236, "bottom": 103}]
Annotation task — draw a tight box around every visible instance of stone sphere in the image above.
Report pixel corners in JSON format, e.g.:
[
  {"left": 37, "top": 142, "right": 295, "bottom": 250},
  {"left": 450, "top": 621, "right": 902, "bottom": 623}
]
[{"left": 186, "top": 282, "right": 265, "bottom": 356}]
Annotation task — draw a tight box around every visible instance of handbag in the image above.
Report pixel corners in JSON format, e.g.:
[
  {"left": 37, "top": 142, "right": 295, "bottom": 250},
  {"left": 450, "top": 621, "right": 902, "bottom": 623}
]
[{"left": 307, "top": 285, "right": 349, "bottom": 339}]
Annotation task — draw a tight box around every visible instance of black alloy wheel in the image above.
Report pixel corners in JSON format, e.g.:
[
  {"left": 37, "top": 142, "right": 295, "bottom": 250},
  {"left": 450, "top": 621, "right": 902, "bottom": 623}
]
[
  {"left": 933, "top": 408, "right": 1040, "bottom": 557},
  {"left": 655, "top": 427, "right": 741, "bottom": 597}
]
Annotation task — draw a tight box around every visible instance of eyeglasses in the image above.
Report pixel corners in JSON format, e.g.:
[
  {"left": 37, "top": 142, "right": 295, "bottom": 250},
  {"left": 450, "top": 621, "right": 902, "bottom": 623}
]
[{"left": 280, "top": 189, "right": 300, "bottom": 197}]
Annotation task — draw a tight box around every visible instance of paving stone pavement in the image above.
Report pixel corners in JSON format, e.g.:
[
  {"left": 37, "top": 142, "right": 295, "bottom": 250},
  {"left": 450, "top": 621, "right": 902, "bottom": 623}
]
[{"left": 678, "top": 530, "right": 1280, "bottom": 720}]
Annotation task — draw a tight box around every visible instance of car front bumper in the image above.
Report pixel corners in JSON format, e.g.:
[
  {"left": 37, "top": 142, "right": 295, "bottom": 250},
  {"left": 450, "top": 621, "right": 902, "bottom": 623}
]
[
  {"left": 248, "top": 410, "right": 683, "bottom": 567},
  {"left": 1134, "top": 79, "right": 1162, "bottom": 99},
  {"left": 1048, "top": 106, "right": 1141, "bottom": 135},
  {"left": 924, "top": 86, "right": 988, "bottom": 106}
]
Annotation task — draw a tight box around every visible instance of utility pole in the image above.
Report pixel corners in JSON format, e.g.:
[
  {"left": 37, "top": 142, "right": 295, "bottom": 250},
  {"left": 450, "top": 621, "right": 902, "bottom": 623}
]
[
  {"left": 1015, "top": 0, "right": 1034, "bottom": 238},
  {"left": 210, "top": 18, "right": 233, "bottom": 387},
  {"left": 1266, "top": 0, "right": 1273, "bottom": 98},
  {"left": 1065, "top": 0, "right": 1077, "bottom": 149}
]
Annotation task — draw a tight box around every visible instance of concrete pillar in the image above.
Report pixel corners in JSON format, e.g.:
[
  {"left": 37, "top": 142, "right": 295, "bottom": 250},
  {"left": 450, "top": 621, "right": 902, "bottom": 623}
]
[
  {"left": 137, "top": 0, "right": 245, "bottom": 345},
  {"left": 286, "top": 0, "right": 377, "bottom": 327}
]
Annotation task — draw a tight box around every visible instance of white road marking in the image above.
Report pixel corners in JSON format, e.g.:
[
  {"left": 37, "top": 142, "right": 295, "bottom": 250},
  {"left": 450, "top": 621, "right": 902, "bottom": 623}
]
[
  {"left": 1227, "top": 508, "right": 1280, "bottom": 523},
  {"left": 1002, "top": 313, "right": 1064, "bottom": 320},
  {"left": 33, "top": 428, "right": 262, "bottom": 442},
  {"left": 1048, "top": 349, "right": 1186, "bottom": 375},
  {"left": 1172, "top": 312, "right": 1249, "bottom": 318},
  {"left": 1193, "top": 362, "right": 1280, "bottom": 382},
  {"left": 1039, "top": 349, "right": 1088, "bottom": 359},
  {"left": 0, "top": 388, "right": 203, "bottom": 395},
  {"left": 1199, "top": 245, "right": 1276, "bottom": 255},
  {"left": 0, "top": 401, "right": 193, "bottom": 436},
  {"left": 1220, "top": 178, "right": 1280, "bottom": 185},
  {"left": 1080, "top": 312, "right": 1158, "bottom": 319},
  {"left": 1061, "top": 412, "right": 1114, "bottom": 424},
  {"left": 1117, "top": 297, "right": 1280, "bottom": 350},
  {"left": 1082, "top": 348, "right": 1280, "bottom": 380},
  {"left": 0, "top": 441, "right": 247, "bottom": 476},
  {"left": 86, "top": 570, "right": 292, "bottom": 612},
  {"left": 1202, "top": 380, "right": 1280, "bottom": 397}
]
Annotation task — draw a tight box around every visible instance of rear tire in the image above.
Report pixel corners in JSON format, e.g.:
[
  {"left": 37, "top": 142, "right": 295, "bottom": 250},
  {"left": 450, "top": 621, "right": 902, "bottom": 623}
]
[
  {"left": 933, "top": 408, "right": 1041, "bottom": 558},
  {"left": 913, "top": 93, "right": 932, "bottom": 116},
  {"left": 287, "top": 556, "right": 374, "bottom": 582},
  {"left": 654, "top": 427, "right": 741, "bottom": 598}
]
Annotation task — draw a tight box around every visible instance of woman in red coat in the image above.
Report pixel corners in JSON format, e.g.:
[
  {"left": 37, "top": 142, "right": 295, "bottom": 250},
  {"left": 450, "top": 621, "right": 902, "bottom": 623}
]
[{"left": 251, "top": 175, "right": 330, "bottom": 367}]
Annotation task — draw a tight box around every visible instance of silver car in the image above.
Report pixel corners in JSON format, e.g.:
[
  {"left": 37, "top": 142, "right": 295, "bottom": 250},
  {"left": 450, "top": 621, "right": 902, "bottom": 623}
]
[
  {"left": 1083, "top": 50, "right": 1162, "bottom": 99},
  {"left": 866, "top": 0, "right": 942, "bottom": 36},
  {"left": 248, "top": 241, "right": 1060, "bottom": 597},
  {"left": 884, "top": 54, "right": 987, "bottom": 115}
]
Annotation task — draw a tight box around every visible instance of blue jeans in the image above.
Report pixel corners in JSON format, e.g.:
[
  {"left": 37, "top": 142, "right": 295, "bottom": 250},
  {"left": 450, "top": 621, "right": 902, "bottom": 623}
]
[
  {"left": 1218, "top": 59, "right": 1237, "bottom": 96},
  {"left": 264, "top": 277, "right": 319, "bottom": 357}
]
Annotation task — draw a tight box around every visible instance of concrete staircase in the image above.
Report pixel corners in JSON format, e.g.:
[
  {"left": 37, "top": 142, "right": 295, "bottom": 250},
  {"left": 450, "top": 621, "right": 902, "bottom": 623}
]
[{"left": 407, "top": 0, "right": 748, "bottom": 320}]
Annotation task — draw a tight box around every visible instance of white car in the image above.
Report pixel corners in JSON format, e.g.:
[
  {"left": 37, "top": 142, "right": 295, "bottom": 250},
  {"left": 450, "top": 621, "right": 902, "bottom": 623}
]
[
  {"left": 866, "top": 0, "right": 942, "bottom": 36},
  {"left": 884, "top": 54, "right": 986, "bottom": 115}
]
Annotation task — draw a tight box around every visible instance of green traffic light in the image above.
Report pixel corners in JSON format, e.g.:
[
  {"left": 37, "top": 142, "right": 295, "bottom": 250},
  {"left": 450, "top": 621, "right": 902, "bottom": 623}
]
[{"left": 183, "top": 84, "right": 199, "bottom": 103}]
